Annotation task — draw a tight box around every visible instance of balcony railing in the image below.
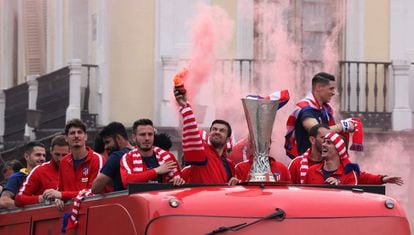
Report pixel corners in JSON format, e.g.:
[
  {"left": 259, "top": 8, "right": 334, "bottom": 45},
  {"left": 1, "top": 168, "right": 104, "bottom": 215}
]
[
  {"left": 213, "top": 59, "right": 394, "bottom": 130},
  {"left": 339, "top": 61, "right": 392, "bottom": 130}
]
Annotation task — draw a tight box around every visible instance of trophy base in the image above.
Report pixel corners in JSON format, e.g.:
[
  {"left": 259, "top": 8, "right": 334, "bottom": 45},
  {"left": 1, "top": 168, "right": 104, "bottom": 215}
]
[{"left": 248, "top": 172, "right": 276, "bottom": 182}]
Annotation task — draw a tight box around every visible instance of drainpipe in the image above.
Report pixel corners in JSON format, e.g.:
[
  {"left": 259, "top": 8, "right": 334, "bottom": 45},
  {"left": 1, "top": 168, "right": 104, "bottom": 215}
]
[{"left": 0, "top": 90, "right": 5, "bottom": 149}]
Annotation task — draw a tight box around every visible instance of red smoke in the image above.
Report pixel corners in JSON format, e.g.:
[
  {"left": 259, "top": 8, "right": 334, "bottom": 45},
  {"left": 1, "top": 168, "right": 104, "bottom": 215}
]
[
  {"left": 184, "top": 3, "right": 234, "bottom": 100},
  {"left": 178, "top": 1, "right": 412, "bottom": 229}
]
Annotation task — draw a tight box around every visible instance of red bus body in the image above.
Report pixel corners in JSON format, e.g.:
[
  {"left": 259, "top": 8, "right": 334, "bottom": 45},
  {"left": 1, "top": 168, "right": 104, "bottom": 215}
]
[{"left": 0, "top": 184, "right": 410, "bottom": 234}]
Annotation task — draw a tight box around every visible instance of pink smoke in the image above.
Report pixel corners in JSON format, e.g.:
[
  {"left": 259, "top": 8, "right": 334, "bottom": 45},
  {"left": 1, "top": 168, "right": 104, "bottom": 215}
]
[
  {"left": 352, "top": 134, "right": 413, "bottom": 230},
  {"left": 180, "top": 2, "right": 412, "bottom": 229},
  {"left": 184, "top": 3, "right": 234, "bottom": 100}
]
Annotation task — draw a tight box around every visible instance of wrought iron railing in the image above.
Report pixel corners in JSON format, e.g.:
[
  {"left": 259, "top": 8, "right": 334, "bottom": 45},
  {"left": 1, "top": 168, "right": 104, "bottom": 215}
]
[
  {"left": 339, "top": 61, "right": 392, "bottom": 130},
  {"left": 214, "top": 59, "right": 394, "bottom": 130}
]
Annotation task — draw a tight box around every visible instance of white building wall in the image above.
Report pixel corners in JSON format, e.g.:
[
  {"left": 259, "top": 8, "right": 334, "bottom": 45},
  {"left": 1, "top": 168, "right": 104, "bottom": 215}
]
[
  {"left": 155, "top": 0, "right": 212, "bottom": 127},
  {"left": 236, "top": 0, "right": 253, "bottom": 59},
  {"left": 390, "top": 0, "right": 414, "bottom": 130},
  {"left": 0, "top": 0, "right": 18, "bottom": 89}
]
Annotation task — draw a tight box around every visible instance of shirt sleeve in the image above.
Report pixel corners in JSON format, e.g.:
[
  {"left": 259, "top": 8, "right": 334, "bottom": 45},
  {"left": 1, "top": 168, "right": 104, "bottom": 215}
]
[
  {"left": 88, "top": 154, "right": 105, "bottom": 189},
  {"left": 358, "top": 171, "right": 382, "bottom": 185},
  {"left": 280, "top": 163, "right": 292, "bottom": 183},
  {"left": 15, "top": 169, "right": 41, "bottom": 207},
  {"left": 180, "top": 104, "right": 207, "bottom": 164},
  {"left": 3, "top": 174, "right": 25, "bottom": 196},
  {"left": 235, "top": 162, "right": 249, "bottom": 182},
  {"left": 57, "top": 162, "right": 79, "bottom": 201},
  {"left": 299, "top": 108, "right": 320, "bottom": 122},
  {"left": 15, "top": 194, "right": 40, "bottom": 207},
  {"left": 288, "top": 158, "right": 300, "bottom": 184},
  {"left": 166, "top": 153, "right": 182, "bottom": 180},
  {"left": 342, "top": 171, "right": 358, "bottom": 185},
  {"left": 100, "top": 152, "right": 120, "bottom": 178}
]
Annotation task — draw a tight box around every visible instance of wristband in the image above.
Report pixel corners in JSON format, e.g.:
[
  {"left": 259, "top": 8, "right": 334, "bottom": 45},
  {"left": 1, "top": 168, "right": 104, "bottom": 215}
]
[{"left": 340, "top": 119, "right": 350, "bottom": 132}]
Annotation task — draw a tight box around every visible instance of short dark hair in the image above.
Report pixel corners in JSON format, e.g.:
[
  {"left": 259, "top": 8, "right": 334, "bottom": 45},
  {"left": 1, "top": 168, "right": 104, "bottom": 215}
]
[
  {"left": 93, "top": 135, "right": 105, "bottom": 154},
  {"left": 311, "top": 72, "right": 335, "bottom": 88},
  {"left": 50, "top": 135, "right": 68, "bottom": 148},
  {"left": 100, "top": 122, "right": 128, "bottom": 140},
  {"left": 3, "top": 159, "right": 23, "bottom": 173},
  {"left": 132, "top": 119, "right": 153, "bottom": 134},
  {"left": 210, "top": 119, "right": 232, "bottom": 137},
  {"left": 309, "top": 124, "right": 330, "bottom": 137},
  {"left": 65, "top": 118, "right": 87, "bottom": 135},
  {"left": 154, "top": 133, "right": 173, "bottom": 151},
  {"left": 24, "top": 141, "right": 46, "bottom": 155}
]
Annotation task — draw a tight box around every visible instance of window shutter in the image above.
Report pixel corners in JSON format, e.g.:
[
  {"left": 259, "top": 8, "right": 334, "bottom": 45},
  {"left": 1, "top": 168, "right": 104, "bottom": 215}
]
[{"left": 23, "top": 0, "right": 46, "bottom": 75}]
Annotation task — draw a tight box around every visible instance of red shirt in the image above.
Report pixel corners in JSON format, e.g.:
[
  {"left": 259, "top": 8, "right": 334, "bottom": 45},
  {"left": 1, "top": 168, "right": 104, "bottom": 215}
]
[
  {"left": 180, "top": 165, "right": 191, "bottom": 182},
  {"left": 288, "top": 152, "right": 320, "bottom": 184},
  {"left": 58, "top": 147, "right": 104, "bottom": 200},
  {"left": 235, "top": 157, "right": 291, "bottom": 183},
  {"left": 180, "top": 104, "right": 235, "bottom": 184},
  {"left": 186, "top": 143, "right": 235, "bottom": 184},
  {"left": 15, "top": 161, "right": 59, "bottom": 207},
  {"left": 305, "top": 162, "right": 358, "bottom": 185}
]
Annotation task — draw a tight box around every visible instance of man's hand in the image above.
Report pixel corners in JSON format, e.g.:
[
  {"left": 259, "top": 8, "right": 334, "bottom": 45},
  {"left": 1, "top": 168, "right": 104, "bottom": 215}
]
[
  {"left": 54, "top": 199, "right": 65, "bottom": 211},
  {"left": 174, "top": 90, "right": 188, "bottom": 107},
  {"left": 340, "top": 118, "right": 356, "bottom": 132},
  {"left": 38, "top": 195, "right": 45, "bottom": 203},
  {"left": 170, "top": 176, "right": 185, "bottom": 186},
  {"left": 154, "top": 161, "right": 177, "bottom": 175},
  {"left": 228, "top": 177, "right": 241, "bottom": 186},
  {"left": 43, "top": 189, "right": 62, "bottom": 200},
  {"left": 382, "top": 176, "right": 404, "bottom": 186},
  {"left": 325, "top": 177, "right": 339, "bottom": 185}
]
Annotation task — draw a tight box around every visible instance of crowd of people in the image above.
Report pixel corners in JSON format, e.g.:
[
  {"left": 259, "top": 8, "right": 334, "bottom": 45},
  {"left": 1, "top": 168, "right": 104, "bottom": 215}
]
[{"left": 0, "top": 71, "right": 403, "bottom": 210}]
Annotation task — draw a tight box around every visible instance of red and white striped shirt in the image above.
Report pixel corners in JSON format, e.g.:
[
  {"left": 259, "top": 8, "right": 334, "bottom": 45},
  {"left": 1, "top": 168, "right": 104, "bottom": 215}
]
[
  {"left": 180, "top": 103, "right": 235, "bottom": 184},
  {"left": 288, "top": 148, "right": 320, "bottom": 184},
  {"left": 120, "top": 146, "right": 181, "bottom": 188}
]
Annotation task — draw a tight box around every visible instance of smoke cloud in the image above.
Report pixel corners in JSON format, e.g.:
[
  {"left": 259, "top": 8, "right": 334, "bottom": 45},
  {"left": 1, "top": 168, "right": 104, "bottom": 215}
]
[{"left": 179, "top": 1, "right": 412, "bottom": 229}]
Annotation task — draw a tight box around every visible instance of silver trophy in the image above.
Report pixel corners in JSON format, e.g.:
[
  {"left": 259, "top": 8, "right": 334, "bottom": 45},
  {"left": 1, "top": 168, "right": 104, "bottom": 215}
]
[{"left": 242, "top": 98, "right": 279, "bottom": 182}]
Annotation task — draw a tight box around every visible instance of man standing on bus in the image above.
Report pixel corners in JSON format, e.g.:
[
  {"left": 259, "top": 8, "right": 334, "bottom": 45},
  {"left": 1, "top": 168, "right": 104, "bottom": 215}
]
[
  {"left": 43, "top": 119, "right": 104, "bottom": 210},
  {"left": 120, "top": 119, "right": 184, "bottom": 187},
  {"left": 15, "top": 135, "right": 69, "bottom": 207},
  {"left": 0, "top": 142, "right": 46, "bottom": 209}
]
